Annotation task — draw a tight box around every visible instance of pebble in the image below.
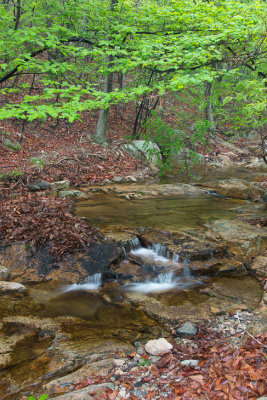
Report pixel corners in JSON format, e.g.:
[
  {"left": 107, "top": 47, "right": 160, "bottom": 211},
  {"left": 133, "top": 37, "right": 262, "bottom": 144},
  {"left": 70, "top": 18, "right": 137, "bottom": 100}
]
[{"left": 176, "top": 322, "right": 197, "bottom": 338}]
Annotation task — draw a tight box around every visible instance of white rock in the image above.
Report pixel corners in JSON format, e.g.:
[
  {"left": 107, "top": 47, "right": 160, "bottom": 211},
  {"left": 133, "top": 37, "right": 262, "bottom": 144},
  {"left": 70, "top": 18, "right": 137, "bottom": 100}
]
[
  {"left": 112, "top": 359, "right": 125, "bottom": 367},
  {"left": 0, "top": 266, "right": 9, "bottom": 281},
  {"left": 0, "top": 281, "right": 26, "bottom": 294},
  {"left": 145, "top": 338, "right": 173, "bottom": 356},
  {"left": 181, "top": 359, "right": 199, "bottom": 367}
]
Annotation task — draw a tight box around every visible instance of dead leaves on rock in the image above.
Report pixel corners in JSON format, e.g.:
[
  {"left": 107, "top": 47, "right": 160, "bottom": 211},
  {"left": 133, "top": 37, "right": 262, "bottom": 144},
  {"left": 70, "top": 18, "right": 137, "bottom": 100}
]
[{"left": 0, "top": 194, "right": 104, "bottom": 258}]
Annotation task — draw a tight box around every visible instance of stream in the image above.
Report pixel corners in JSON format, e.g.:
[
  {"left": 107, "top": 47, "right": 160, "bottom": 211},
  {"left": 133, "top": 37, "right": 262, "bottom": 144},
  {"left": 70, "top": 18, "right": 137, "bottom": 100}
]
[{"left": 0, "top": 168, "right": 266, "bottom": 399}]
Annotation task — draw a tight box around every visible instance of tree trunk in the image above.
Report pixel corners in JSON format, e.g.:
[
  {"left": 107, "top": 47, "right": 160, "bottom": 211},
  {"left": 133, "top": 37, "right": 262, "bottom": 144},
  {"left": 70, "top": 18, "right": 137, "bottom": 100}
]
[
  {"left": 205, "top": 81, "right": 216, "bottom": 136},
  {"left": 94, "top": 56, "right": 113, "bottom": 145},
  {"left": 94, "top": 0, "right": 117, "bottom": 145}
]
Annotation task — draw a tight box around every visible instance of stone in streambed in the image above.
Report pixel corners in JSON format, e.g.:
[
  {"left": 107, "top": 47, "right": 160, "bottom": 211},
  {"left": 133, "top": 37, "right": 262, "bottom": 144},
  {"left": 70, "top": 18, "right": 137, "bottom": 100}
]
[
  {"left": 0, "top": 266, "right": 9, "bottom": 281},
  {"left": 176, "top": 322, "right": 197, "bottom": 338},
  {"left": 0, "top": 281, "right": 26, "bottom": 294},
  {"left": 145, "top": 338, "right": 173, "bottom": 355}
]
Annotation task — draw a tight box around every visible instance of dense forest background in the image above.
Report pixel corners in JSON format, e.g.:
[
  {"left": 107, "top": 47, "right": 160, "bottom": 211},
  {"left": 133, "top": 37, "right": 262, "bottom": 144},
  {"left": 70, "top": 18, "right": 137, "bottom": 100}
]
[{"left": 0, "top": 0, "right": 266, "bottom": 174}]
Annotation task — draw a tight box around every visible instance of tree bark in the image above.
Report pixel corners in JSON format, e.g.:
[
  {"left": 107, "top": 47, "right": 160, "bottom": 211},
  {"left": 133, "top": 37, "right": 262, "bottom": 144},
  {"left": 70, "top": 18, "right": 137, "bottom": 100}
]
[{"left": 94, "top": 0, "right": 118, "bottom": 145}]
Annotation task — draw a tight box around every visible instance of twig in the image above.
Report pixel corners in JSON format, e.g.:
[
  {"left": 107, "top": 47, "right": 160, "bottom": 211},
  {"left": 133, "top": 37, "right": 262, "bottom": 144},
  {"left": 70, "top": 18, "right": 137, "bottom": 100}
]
[{"left": 236, "top": 311, "right": 266, "bottom": 348}]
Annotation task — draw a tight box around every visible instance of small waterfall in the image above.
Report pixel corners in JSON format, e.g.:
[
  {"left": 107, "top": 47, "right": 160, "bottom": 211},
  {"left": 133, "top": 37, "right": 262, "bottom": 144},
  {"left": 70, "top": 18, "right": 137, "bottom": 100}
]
[
  {"left": 172, "top": 253, "right": 179, "bottom": 264},
  {"left": 121, "top": 245, "right": 128, "bottom": 261},
  {"left": 151, "top": 243, "right": 168, "bottom": 257},
  {"left": 63, "top": 273, "right": 102, "bottom": 292},
  {"left": 124, "top": 271, "right": 178, "bottom": 293},
  {"left": 129, "top": 237, "right": 141, "bottom": 250}
]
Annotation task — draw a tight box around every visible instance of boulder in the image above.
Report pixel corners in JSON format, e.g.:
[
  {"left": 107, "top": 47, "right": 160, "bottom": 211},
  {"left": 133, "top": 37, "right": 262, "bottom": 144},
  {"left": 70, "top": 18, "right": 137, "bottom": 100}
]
[
  {"left": 27, "top": 180, "right": 50, "bottom": 191},
  {"left": 145, "top": 338, "right": 173, "bottom": 355},
  {"left": 0, "top": 281, "right": 26, "bottom": 294},
  {"left": 205, "top": 178, "right": 263, "bottom": 200},
  {"left": 0, "top": 266, "right": 9, "bottom": 281},
  {"left": 176, "top": 322, "right": 197, "bottom": 338},
  {"left": 50, "top": 180, "right": 70, "bottom": 191},
  {"left": 59, "top": 190, "right": 87, "bottom": 199},
  {"left": 123, "top": 140, "right": 160, "bottom": 167}
]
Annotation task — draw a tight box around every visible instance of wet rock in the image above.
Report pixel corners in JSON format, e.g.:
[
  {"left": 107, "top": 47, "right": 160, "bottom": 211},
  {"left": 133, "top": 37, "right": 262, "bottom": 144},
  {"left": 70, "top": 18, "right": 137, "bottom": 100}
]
[
  {"left": 145, "top": 338, "right": 173, "bottom": 355},
  {"left": 181, "top": 359, "right": 199, "bottom": 367},
  {"left": 204, "top": 178, "right": 263, "bottom": 200},
  {"left": 0, "top": 265, "right": 9, "bottom": 280},
  {"left": 0, "top": 241, "right": 121, "bottom": 284},
  {"left": 176, "top": 322, "right": 197, "bottom": 338},
  {"left": 263, "top": 190, "right": 267, "bottom": 204},
  {"left": 189, "top": 259, "right": 246, "bottom": 276},
  {"left": 50, "top": 180, "right": 70, "bottom": 191},
  {"left": 206, "top": 219, "right": 267, "bottom": 263},
  {"left": 141, "top": 229, "right": 226, "bottom": 262},
  {"left": 27, "top": 180, "right": 50, "bottom": 191},
  {"left": 0, "top": 281, "right": 26, "bottom": 294},
  {"left": 60, "top": 190, "right": 87, "bottom": 199},
  {"left": 250, "top": 255, "right": 267, "bottom": 277}
]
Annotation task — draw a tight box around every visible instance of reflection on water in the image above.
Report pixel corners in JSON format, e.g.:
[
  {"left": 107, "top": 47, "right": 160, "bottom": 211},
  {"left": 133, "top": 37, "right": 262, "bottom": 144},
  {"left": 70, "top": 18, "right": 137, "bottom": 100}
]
[{"left": 76, "top": 194, "right": 244, "bottom": 231}]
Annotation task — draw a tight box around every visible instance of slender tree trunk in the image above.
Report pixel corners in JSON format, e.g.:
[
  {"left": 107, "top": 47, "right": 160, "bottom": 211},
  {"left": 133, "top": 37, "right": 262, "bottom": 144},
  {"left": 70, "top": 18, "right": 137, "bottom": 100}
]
[
  {"left": 205, "top": 81, "right": 216, "bottom": 136},
  {"left": 94, "top": 0, "right": 117, "bottom": 145},
  {"left": 94, "top": 55, "right": 113, "bottom": 145}
]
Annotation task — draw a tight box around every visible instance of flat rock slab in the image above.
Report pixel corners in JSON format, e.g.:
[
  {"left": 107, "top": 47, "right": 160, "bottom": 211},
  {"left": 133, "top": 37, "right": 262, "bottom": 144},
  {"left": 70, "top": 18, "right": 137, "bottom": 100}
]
[
  {"left": 203, "top": 178, "right": 263, "bottom": 200},
  {"left": 49, "top": 383, "right": 114, "bottom": 400},
  {"left": 86, "top": 183, "right": 206, "bottom": 199}
]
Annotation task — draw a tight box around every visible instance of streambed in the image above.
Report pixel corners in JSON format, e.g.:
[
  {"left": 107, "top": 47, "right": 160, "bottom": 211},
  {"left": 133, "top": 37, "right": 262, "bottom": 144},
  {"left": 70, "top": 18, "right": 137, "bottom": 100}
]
[{"left": 0, "top": 177, "right": 266, "bottom": 399}]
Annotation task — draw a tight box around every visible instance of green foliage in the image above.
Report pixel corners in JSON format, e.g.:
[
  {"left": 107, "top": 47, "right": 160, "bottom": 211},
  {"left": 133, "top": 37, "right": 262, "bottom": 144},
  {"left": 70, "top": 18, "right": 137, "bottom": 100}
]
[
  {"left": 28, "top": 395, "right": 49, "bottom": 400},
  {"left": 139, "top": 357, "right": 150, "bottom": 366},
  {"left": 30, "top": 157, "right": 46, "bottom": 168},
  {"left": 0, "top": 170, "right": 24, "bottom": 181},
  {"left": 143, "top": 110, "right": 205, "bottom": 176}
]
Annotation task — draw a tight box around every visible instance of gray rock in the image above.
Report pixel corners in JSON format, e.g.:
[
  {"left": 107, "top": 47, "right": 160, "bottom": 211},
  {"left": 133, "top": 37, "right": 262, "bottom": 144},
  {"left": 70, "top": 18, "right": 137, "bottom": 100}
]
[
  {"left": 113, "top": 176, "right": 124, "bottom": 183},
  {"left": 263, "top": 190, "right": 267, "bottom": 204},
  {"left": 133, "top": 389, "right": 148, "bottom": 397},
  {"left": 50, "top": 180, "right": 70, "bottom": 191},
  {"left": 123, "top": 140, "right": 161, "bottom": 167},
  {"left": 59, "top": 190, "right": 86, "bottom": 199},
  {"left": 181, "top": 359, "right": 199, "bottom": 367},
  {"left": 27, "top": 180, "right": 50, "bottom": 191},
  {"left": 0, "top": 266, "right": 9, "bottom": 281},
  {"left": 0, "top": 281, "right": 26, "bottom": 294},
  {"left": 176, "top": 322, "right": 197, "bottom": 338},
  {"left": 256, "top": 397, "right": 267, "bottom": 400}
]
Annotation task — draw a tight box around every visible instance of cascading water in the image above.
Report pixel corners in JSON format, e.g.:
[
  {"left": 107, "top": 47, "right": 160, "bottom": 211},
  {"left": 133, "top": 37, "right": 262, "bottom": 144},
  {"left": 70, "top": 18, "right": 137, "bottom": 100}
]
[{"left": 63, "top": 273, "right": 102, "bottom": 292}]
